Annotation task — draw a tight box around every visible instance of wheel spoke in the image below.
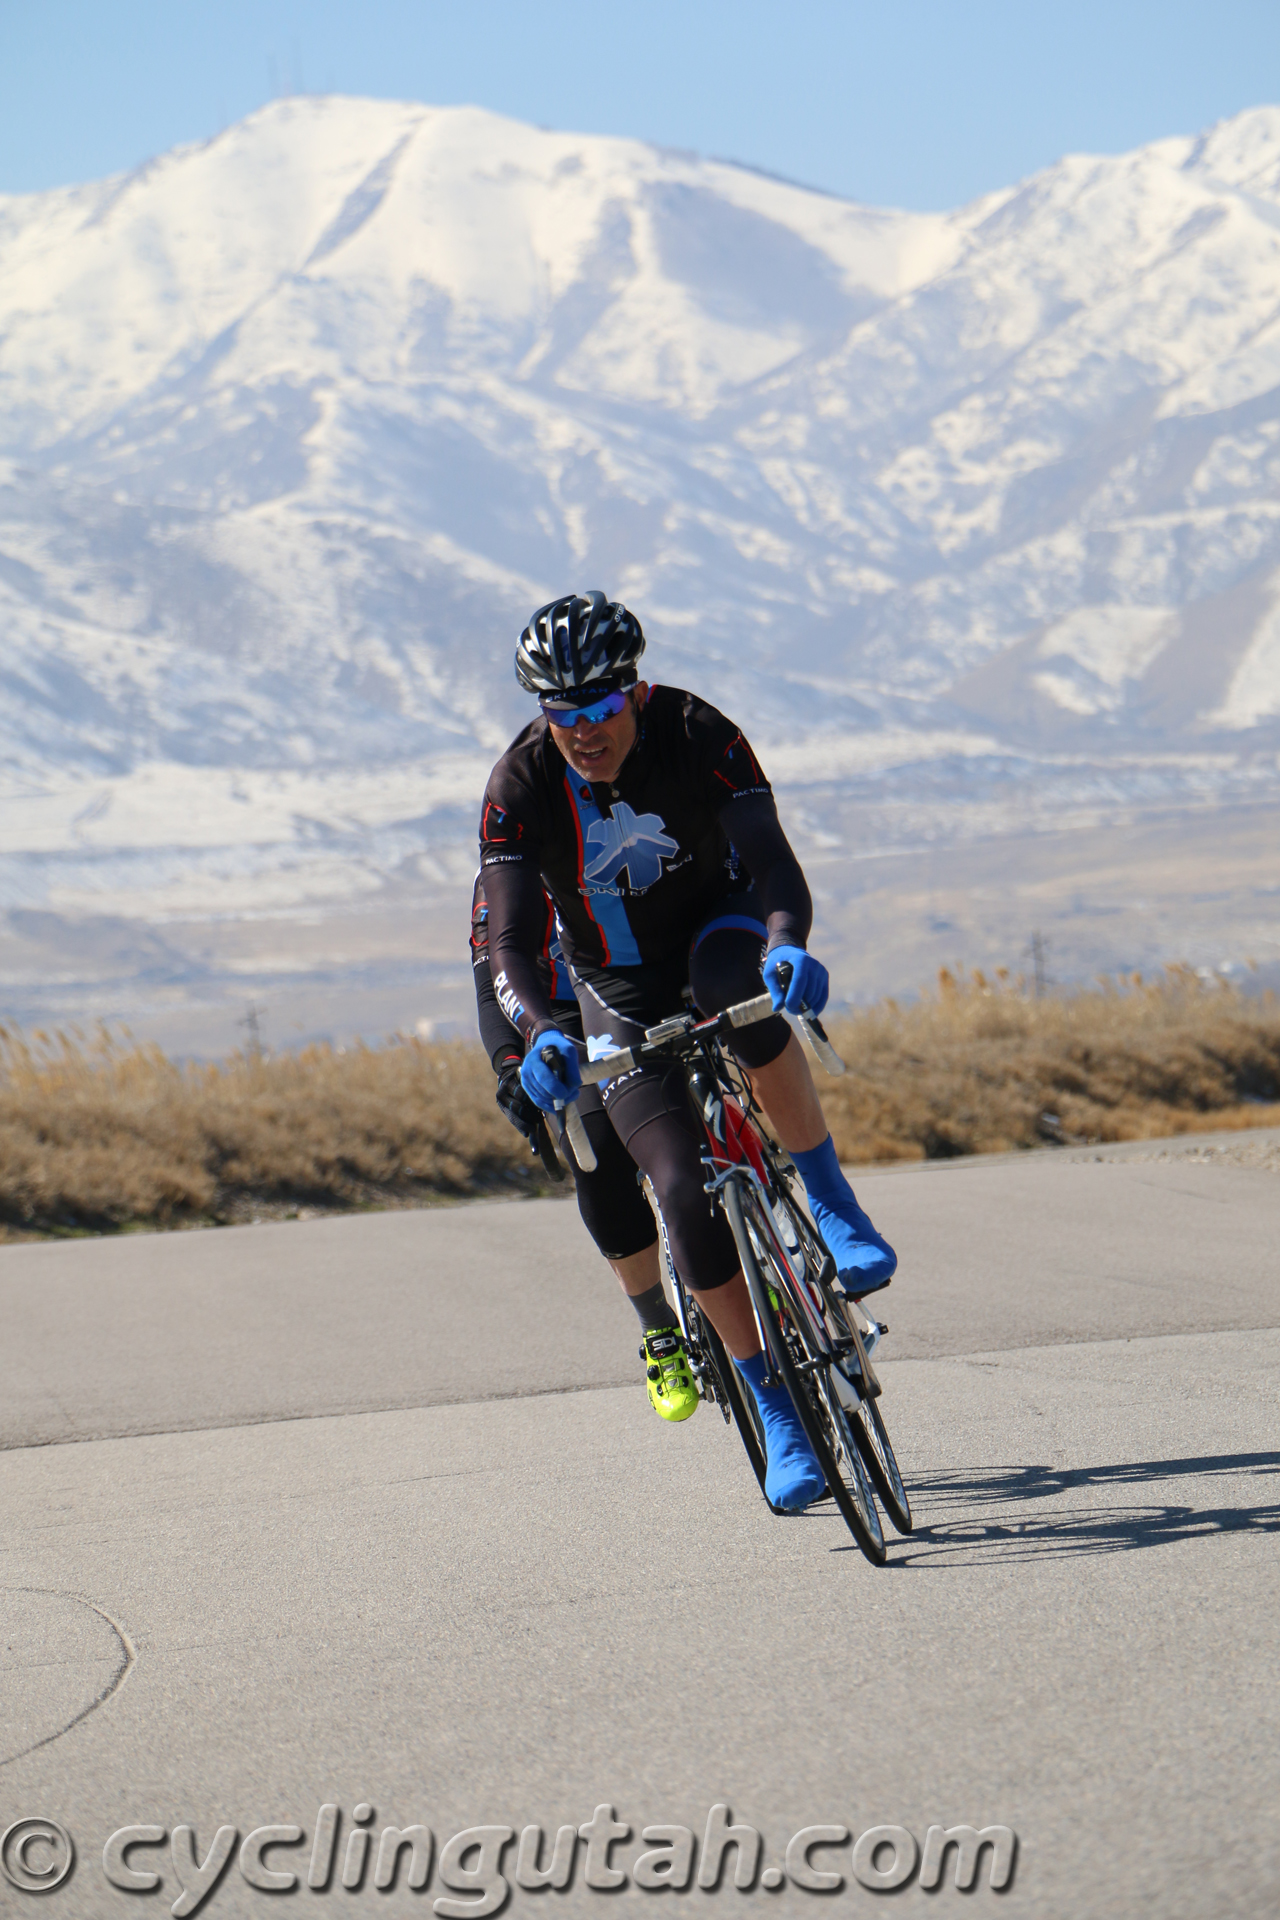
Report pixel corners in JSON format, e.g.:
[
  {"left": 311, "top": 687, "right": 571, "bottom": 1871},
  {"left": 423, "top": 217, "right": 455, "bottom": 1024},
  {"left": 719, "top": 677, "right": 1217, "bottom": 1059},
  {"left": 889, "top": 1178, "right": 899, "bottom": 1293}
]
[
  {"left": 769, "top": 1179, "right": 913, "bottom": 1536},
  {"left": 725, "top": 1178, "right": 886, "bottom": 1565}
]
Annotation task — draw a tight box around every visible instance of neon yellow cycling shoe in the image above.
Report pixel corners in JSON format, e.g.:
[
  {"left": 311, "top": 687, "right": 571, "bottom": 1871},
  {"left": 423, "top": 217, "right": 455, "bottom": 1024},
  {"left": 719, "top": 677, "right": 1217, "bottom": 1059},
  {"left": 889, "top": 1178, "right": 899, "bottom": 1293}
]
[{"left": 640, "top": 1328, "right": 700, "bottom": 1422}]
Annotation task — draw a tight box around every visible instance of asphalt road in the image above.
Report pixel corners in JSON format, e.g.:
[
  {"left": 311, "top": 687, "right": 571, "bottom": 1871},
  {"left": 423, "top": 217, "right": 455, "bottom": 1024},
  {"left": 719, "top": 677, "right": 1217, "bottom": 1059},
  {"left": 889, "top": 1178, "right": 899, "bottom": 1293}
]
[{"left": 1, "top": 1147, "right": 1277, "bottom": 1919}]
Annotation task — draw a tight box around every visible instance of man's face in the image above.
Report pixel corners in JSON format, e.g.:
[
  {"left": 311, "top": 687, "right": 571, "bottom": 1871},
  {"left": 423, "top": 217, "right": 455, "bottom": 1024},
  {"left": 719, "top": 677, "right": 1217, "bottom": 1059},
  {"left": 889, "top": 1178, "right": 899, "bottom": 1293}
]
[{"left": 546, "top": 683, "right": 648, "bottom": 785}]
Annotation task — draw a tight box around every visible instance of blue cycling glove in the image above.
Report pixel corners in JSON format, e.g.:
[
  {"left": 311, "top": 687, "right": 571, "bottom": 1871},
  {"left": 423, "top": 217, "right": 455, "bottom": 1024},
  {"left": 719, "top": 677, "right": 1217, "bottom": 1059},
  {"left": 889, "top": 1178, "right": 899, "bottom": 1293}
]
[
  {"left": 763, "top": 944, "right": 830, "bottom": 1016},
  {"left": 519, "top": 1030, "right": 582, "bottom": 1111}
]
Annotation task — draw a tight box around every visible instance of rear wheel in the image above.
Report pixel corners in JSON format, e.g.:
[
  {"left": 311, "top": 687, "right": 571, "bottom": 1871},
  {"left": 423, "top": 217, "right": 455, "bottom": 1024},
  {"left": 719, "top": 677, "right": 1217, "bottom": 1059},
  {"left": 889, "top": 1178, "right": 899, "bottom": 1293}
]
[
  {"left": 689, "top": 1297, "right": 769, "bottom": 1498},
  {"left": 724, "top": 1180, "right": 886, "bottom": 1566},
  {"left": 652, "top": 1196, "right": 770, "bottom": 1502}
]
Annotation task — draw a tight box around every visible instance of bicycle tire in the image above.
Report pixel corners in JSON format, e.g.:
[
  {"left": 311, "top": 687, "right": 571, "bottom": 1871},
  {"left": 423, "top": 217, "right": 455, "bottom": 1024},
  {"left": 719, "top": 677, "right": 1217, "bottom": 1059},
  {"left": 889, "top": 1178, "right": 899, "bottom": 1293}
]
[
  {"left": 765, "top": 1180, "right": 913, "bottom": 1536},
  {"left": 724, "top": 1179, "right": 886, "bottom": 1566},
  {"left": 843, "top": 1383, "right": 913, "bottom": 1535}
]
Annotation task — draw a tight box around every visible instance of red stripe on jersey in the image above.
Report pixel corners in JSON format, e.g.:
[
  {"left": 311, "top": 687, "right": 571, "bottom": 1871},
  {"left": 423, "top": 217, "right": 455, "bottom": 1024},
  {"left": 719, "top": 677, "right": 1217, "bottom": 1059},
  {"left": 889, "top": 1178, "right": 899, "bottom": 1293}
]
[
  {"left": 563, "top": 772, "right": 611, "bottom": 965},
  {"left": 711, "top": 730, "right": 766, "bottom": 794},
  {"left": 482, "top": 799, "right": 524, "bottom": 844}
]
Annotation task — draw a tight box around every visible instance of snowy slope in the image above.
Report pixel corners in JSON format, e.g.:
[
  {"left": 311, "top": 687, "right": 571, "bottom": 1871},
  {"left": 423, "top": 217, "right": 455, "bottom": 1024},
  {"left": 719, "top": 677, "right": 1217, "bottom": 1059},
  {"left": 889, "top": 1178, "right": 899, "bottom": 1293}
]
[{"left": 1, "top": 98, "right": 1279, "bottom": 1033}]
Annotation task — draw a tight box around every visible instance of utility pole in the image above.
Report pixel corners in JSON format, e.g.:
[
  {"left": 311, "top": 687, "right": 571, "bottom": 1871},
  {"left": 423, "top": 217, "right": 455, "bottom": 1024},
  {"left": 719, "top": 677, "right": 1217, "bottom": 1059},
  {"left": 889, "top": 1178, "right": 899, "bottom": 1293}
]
[
  {"left": 1029, "top": 931, "right": 1050, "bottom": 1000},
  {"left": 239, "top": 1003, "right": 265, "bottom": 1060}
]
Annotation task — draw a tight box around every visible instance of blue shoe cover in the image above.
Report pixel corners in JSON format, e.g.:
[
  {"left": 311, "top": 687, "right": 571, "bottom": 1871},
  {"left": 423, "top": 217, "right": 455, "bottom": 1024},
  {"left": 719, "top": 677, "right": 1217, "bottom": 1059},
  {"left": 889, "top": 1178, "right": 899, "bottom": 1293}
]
[
  {"left": 791, "top": 1135, "right": 897, "bottom": 1296},
  {"left": 734, "top": 1352, "right": 826, "bottom": 1512}
]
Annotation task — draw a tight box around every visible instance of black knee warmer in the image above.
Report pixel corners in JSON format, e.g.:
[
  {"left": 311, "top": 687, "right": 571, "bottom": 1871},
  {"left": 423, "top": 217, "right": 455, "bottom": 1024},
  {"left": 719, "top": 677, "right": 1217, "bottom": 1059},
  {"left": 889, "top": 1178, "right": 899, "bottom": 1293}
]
[
  {"left": 570, "top": 1104, "right": 656, "bottom": 1261},
  {"left": 616, "top": 1104, "right": 740, "bottom": 1291},
  {"left": 689, "top": 926, "right": 790, "bottom": 1069}
]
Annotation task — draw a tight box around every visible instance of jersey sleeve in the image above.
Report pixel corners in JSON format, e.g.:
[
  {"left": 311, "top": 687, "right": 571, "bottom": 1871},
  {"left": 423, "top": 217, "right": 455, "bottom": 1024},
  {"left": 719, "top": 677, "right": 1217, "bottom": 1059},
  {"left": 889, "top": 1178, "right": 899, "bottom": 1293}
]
[
  {"left": 680, "top": 696, "right": 808, "bottom": 945},
  {"left": 479, "top": 794, "right": 538, "bottom": 866},
  {"left": 470, "top": 873, "right": 525, "bottom": 1073},
  {"left": 479, "top": 726, "right": 552, "bottom": 866},
  {"left": 686, "top": 698, "right": 773, "bottom": 807},
  {"left": 717, "top": 791, "right": 812, "bottom": 952},
  {"left": 478, "top": 750, "right": 559, "bottom": 1046}
]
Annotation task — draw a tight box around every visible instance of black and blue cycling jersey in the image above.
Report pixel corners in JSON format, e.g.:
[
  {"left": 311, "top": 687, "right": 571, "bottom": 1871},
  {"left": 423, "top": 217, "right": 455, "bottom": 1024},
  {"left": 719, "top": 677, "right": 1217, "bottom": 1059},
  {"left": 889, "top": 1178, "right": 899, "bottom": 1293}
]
[{"left": 478, "top": 685, "right": 810, "bottom": 1048}]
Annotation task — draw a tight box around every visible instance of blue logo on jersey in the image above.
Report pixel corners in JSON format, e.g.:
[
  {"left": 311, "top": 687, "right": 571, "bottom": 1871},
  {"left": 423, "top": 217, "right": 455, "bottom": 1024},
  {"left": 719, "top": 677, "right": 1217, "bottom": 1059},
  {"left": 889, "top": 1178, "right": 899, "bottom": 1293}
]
[{"left": 583, "top": 803, "right": 680, "bottom": 890}]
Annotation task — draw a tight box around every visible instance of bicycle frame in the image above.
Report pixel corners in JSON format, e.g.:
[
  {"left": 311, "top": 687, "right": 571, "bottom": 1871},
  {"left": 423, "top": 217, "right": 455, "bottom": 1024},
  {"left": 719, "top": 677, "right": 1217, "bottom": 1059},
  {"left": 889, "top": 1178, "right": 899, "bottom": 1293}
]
[
  {"left": 579, "top": 990, "right": 907, "bottom": 1553},
  {"left": 697, "top": 1086, "right": 833, "bottom": 1370},
  {"left": 580, "top": 994, "right": 870, "bottom": 1392}
]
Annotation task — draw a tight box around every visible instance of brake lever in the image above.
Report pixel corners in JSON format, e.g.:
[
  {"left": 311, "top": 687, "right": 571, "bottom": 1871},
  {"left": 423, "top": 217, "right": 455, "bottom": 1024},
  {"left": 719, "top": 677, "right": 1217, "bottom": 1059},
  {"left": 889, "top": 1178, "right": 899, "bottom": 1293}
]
[
  {"left": 538, "top": 1043, "right": 598, "bottom": 1171},
  {"left": 797, "top": 1010, "right": 846, "bottom": 1077},
  {"left": 772, "top": 959, "right": 847, "bottom": 1077},
  {"left": 532, "top": 1115, "right": 566, "bottom": 1182}
]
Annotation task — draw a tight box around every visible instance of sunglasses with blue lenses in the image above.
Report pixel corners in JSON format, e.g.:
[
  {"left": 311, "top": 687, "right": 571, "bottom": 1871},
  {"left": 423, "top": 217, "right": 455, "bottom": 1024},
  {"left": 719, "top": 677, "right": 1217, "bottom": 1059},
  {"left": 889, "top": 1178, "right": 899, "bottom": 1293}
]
[{"left": 539, "top": 686, "right": 634, "bottom": 727}]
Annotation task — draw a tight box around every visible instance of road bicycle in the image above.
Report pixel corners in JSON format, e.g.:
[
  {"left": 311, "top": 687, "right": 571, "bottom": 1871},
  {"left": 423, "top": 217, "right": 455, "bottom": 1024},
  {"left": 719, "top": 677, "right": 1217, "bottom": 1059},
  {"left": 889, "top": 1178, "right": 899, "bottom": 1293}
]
[{"left": 571, "top": 983, "right": 912, "bottom": 1567}]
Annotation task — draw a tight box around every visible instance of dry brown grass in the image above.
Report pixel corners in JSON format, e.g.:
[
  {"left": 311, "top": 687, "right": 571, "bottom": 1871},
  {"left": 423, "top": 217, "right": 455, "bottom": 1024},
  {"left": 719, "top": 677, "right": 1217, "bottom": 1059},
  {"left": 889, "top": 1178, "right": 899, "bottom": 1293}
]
[
  {"left": 821, "top": 965, "right": 1280, "bottom": 1164},
  {"left": 2, "top": 966, "right": 1278, "bottom": 1237},
  {"left": 0, "top": 1025, "right": 539, "bottom": 1237}
]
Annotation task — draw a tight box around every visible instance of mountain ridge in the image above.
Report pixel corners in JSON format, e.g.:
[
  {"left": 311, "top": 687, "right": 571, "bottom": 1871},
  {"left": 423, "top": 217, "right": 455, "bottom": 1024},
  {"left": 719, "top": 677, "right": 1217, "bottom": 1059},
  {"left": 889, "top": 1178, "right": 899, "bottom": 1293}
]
[{"left": 1, "top": 97, "right": 1279, "bottom": 1043}]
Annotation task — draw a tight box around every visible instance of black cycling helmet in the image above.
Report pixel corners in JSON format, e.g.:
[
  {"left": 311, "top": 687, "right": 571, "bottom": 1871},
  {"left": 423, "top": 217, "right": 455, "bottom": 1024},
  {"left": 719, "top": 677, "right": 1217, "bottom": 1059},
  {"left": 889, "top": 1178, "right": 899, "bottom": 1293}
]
[{"left": 514, "top": 591, "right": 645, "bottom": 697}]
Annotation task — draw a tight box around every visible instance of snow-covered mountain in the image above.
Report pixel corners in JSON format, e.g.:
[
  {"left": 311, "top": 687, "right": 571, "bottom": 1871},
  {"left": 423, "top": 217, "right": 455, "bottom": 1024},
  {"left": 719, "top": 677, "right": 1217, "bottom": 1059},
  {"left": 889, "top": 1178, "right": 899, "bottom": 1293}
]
[{"left": 2, "top": 98, "right": 1279, "bottom": 1043}]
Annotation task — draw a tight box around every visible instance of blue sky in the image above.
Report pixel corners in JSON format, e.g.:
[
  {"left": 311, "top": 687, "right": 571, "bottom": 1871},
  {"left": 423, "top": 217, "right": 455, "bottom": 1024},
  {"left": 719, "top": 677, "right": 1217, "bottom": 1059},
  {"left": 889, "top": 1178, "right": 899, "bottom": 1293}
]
[{"left": 3, "top": 1, "right": 1280, "bottom": 208}]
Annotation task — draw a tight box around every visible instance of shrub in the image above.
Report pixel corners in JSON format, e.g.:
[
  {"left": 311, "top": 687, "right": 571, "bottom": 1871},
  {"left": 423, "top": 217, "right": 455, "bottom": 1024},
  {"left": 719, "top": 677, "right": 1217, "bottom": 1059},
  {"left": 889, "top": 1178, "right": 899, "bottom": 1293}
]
[
  {"left": 1, "top": 967, "right": 1276, "bottom": 1235},
  {"left": 819, "top": 966, "right": 1280, "bottom": 1163}
]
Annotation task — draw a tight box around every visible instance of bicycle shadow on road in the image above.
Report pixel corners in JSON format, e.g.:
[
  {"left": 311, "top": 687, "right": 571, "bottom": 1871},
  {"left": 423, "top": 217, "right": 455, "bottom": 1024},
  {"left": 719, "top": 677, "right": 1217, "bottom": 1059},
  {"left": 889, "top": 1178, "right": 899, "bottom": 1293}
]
[{"left": 892, "top": 1450, "right": 1280, "bottom": 1565}]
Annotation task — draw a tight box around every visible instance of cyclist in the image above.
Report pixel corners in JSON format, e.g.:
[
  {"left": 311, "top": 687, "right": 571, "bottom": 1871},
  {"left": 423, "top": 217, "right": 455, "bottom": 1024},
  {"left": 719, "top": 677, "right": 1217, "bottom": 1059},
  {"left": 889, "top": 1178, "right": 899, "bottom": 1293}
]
[
  {"left": 471, "top": 871, "right": 700, "bottom": 1421},
  {"left": 480, "top": 592, "right": 897, "bottom": 1512}
]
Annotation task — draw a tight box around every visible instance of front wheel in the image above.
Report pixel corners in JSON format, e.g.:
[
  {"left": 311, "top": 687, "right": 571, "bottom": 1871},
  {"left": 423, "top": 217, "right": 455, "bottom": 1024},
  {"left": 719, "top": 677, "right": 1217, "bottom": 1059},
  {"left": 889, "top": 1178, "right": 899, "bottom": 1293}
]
[
  {"left": 836, "top": 1363, "right": 913, "bottom": 1535},
  {"left": 724, "top": 1179, "right": 886, "bottom": 1566},
  {"left": 769, "top": 1176, "right": 913, "bottom": 1536}
]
